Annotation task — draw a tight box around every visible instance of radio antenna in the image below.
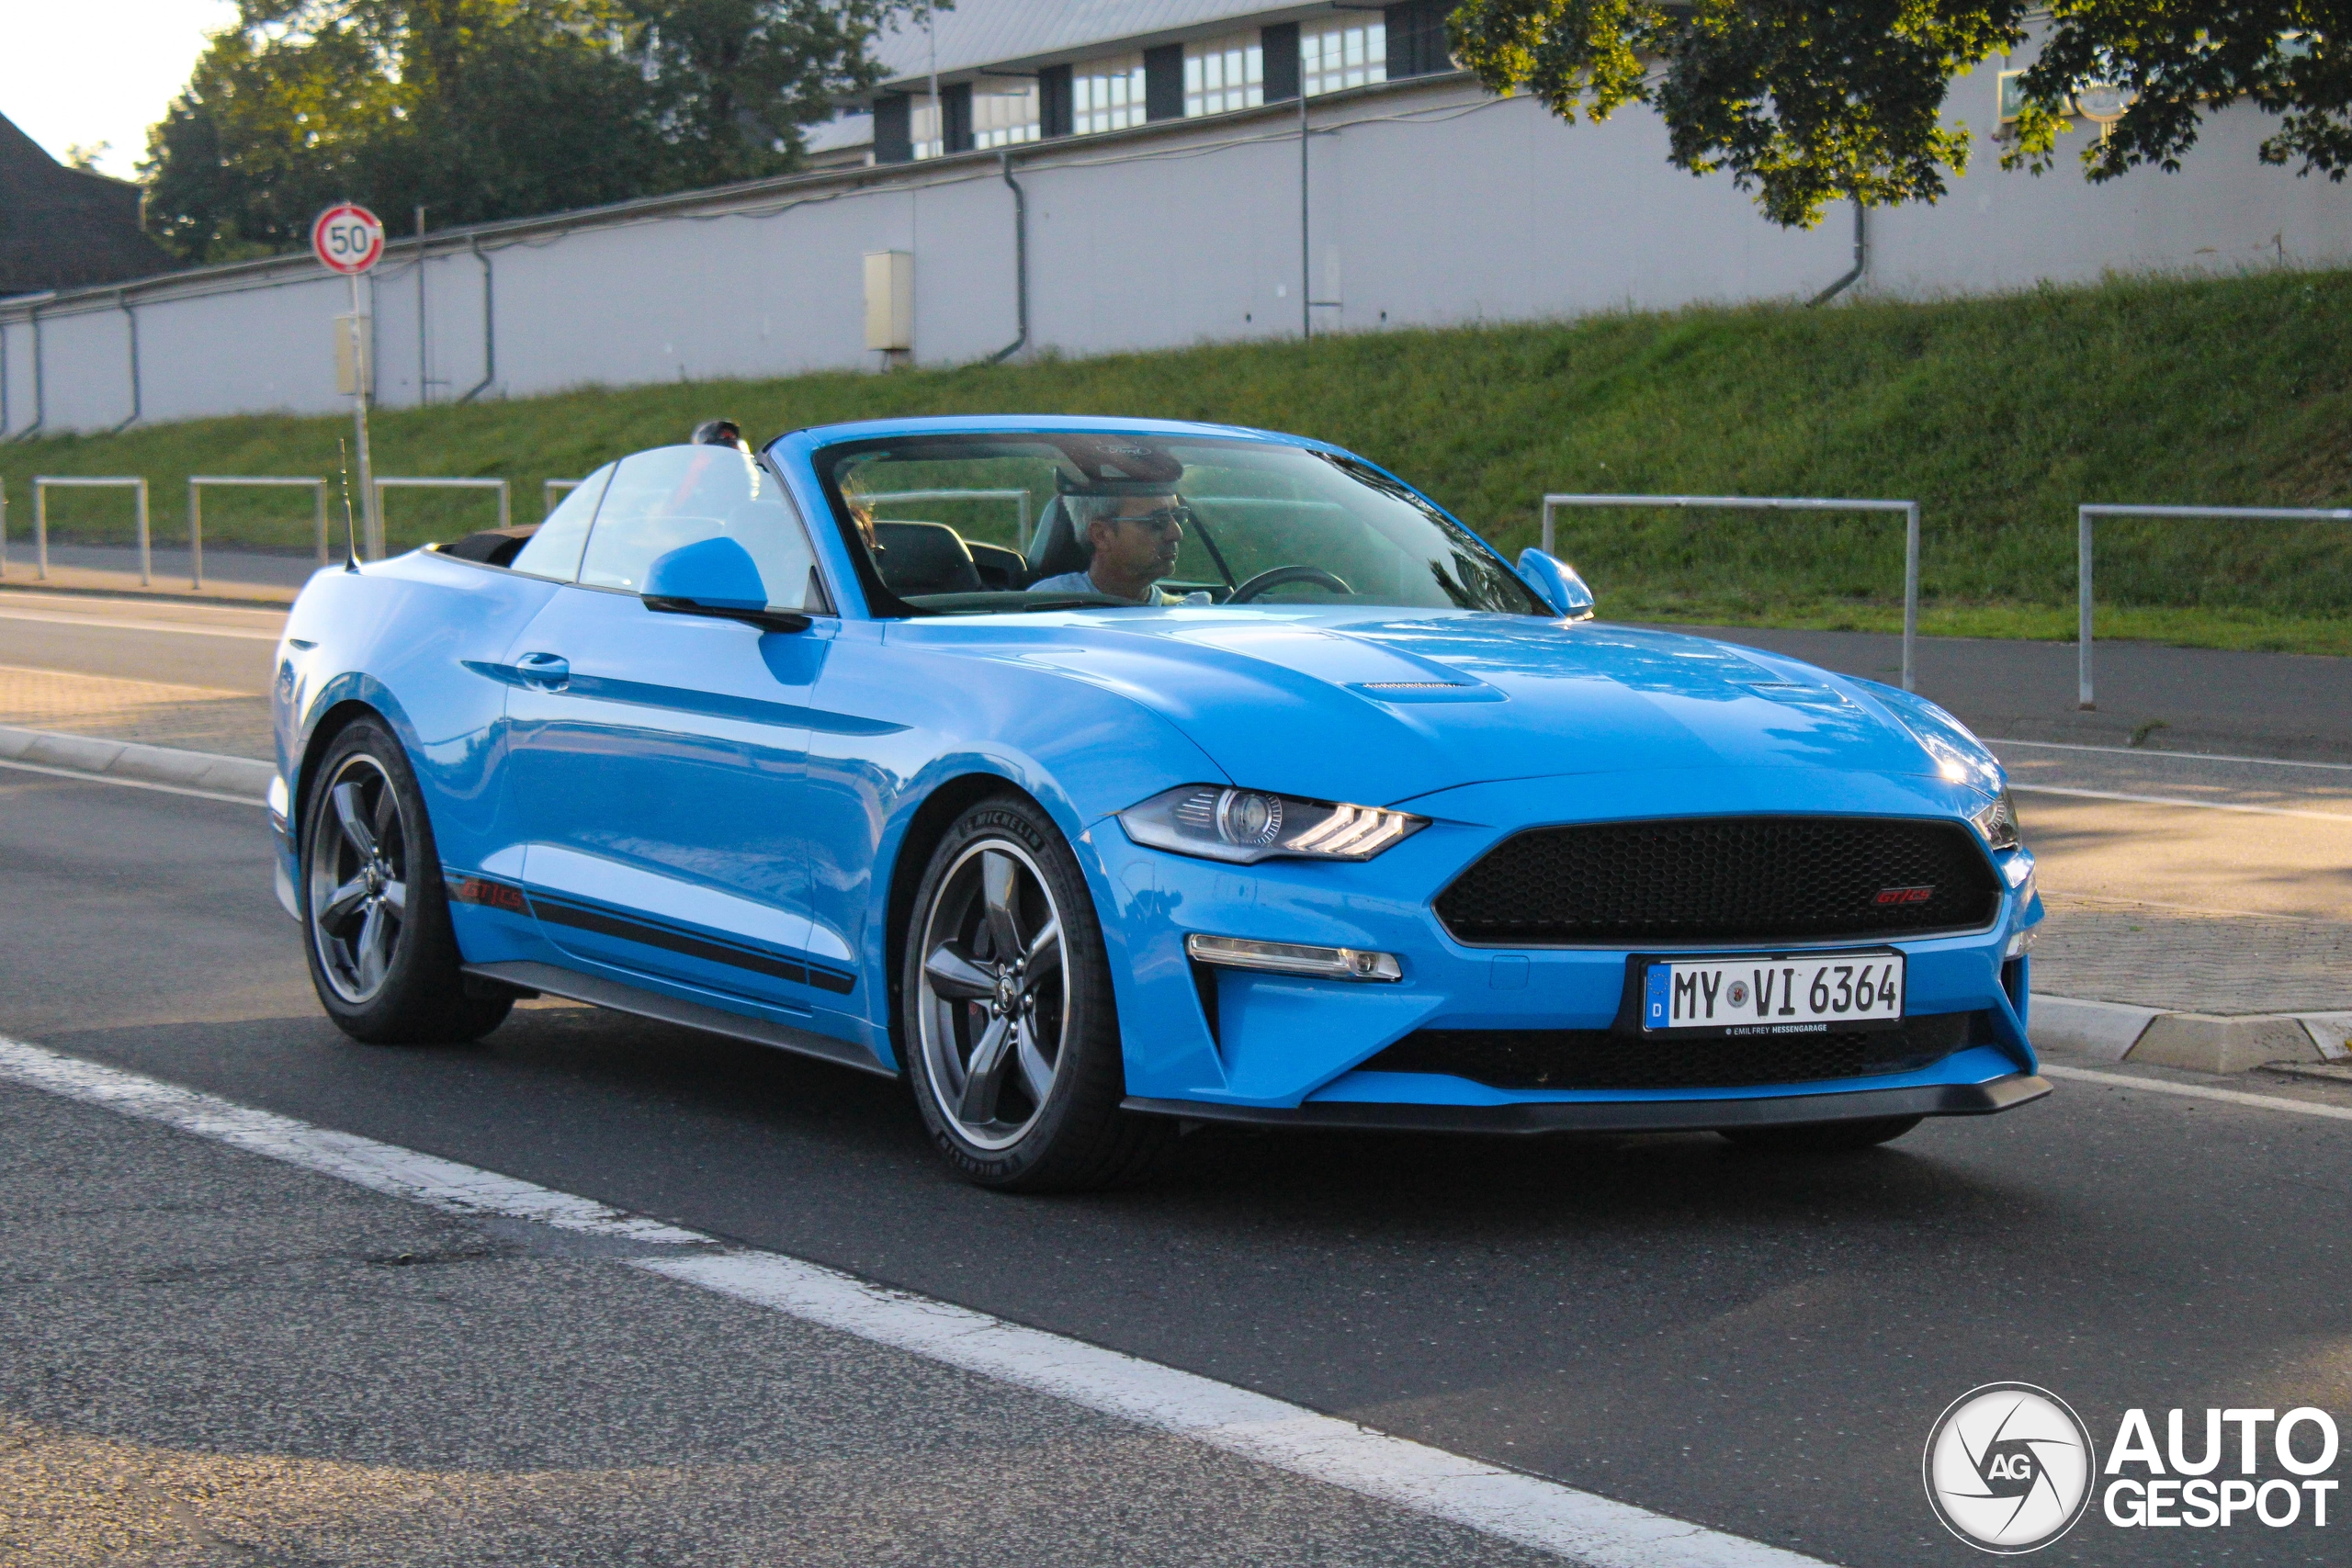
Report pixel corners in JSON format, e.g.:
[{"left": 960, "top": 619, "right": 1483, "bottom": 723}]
[{"left": 336, "top": 438, "right": 361, "bottom": 571}]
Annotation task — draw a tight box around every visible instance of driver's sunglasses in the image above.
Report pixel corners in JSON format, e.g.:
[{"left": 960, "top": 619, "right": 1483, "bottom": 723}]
[{"left": 1113, "top": 506, "right": 1186, "bottom": 530}]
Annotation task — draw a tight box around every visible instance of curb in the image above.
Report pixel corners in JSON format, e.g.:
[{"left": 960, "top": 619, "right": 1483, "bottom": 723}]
[
  {"left": 0, "top": 580, "right": 298, "bottom": 611},
  {"left": 2034, "top": 994, "right": 2352, "bottom": 1075},
  {"left": 0, "top": 725, "right": 274, "bottom": 802}
]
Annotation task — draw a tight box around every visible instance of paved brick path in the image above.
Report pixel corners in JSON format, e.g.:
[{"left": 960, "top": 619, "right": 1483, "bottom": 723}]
[
  {"left": 0, "top": 666, "right": 273, "bottom": 761},
  {"left": 2032, "top": 891, "right": 2352, "bottom": 1014}
]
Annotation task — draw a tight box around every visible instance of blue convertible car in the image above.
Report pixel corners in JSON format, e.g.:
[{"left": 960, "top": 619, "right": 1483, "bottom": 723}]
[{"left": 270, "top": 416, "right": 2048, "bottom": 1190}]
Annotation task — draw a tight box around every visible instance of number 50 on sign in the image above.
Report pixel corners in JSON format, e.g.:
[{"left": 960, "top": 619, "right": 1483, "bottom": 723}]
[{"left": 311, "top": 203, "right": 384, "bottom": 275}]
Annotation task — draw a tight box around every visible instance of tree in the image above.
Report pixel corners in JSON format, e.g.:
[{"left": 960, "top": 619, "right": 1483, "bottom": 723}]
[
  {"left": 142, "top": 1, "right": 919, "bottom": 263},
  {"left": 1446, "top": 2, "right": 2352, "bottom": 230}
]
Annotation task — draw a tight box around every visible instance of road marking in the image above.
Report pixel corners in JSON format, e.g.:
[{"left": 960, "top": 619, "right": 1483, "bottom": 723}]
[
  {"left": 1990, "top": 739, "right": 2352, "bottom": 773},
  {"left": 0, "top": 1034, "right": 1824, "bottom": 1568},
  {"left": 0, "top": 608, "right": 284, "bottom": 641},
  {"left": 2042, "top": 1063, "right": 2352, "bottom": 1123},
  {"left": 0, "top": 757, "right": 265, "bottom": 805},
  {"left": 2010, "top": 783, "right": 2352, "bottom": 823}
]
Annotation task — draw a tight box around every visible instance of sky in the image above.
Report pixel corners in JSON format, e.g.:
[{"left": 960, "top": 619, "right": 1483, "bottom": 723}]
[{"left": 0, "top": 0, "right": 240, "bottom": 180}]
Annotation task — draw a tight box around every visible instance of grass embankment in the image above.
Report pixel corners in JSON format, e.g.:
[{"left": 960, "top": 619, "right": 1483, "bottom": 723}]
[{"left": 8, "top": 267, "right": 2352, "bottom": 653}]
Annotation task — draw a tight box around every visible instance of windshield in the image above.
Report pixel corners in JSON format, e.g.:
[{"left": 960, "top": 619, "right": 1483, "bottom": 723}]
[{"left": 809, "top": 432, "right": 1546, "bottom": 617}]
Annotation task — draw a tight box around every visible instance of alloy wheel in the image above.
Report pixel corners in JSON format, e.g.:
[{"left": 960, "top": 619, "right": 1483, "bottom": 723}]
[
  {"left": 307, "top": 755, "right": 410, "bottom": 1005},
  {"left": 914, "top": 839, "right": 1069, "bottom": 1151}
]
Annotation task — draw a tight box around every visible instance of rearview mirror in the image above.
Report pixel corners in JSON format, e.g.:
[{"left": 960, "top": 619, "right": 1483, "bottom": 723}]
[
  {"left": 1516, "top": 548, "right": 1596, "bottom": 620},
  {"left": 643, "top": 536, "right": 809, "bottom": 633}
]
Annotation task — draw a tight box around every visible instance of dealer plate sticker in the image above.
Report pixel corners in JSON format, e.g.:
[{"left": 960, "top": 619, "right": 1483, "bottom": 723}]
[{"left": 1643, "top": 953, "right": 1904, "bottom": 1033}]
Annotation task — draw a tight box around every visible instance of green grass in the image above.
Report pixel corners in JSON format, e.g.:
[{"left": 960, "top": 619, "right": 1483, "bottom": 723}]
[{"left": 8, "top": 266, "right": 2352, "bottom": 653}]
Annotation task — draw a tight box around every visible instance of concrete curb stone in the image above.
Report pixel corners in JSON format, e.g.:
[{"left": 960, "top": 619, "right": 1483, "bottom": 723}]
[
  {"left": 2033, "top": 993, "right": 2352, "bottom": 1074},
  {"left": 0, "top": 724, "right": 274, "bottom": 802}
]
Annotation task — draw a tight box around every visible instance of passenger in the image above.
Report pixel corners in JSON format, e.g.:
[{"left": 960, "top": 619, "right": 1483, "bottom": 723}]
[
  {"left": 691, "top": 418, "right": 748, "bottom": 451},
  {"left": 1031, "top": 492, "right": 1208, "bottom": 604}
]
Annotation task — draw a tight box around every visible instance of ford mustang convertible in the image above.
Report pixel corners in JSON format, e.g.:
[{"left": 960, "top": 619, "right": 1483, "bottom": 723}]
[{"left": 269, "top": 416, "right": 2048, "bottom": 1190}]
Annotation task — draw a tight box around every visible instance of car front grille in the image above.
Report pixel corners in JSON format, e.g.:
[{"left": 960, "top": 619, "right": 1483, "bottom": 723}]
[
  {"left": 1434, "top": 815, "right": 2000, "bottom": 946},
  {"left": 1362, "top": 1011, "right": 1984, "bottom": 1092}
]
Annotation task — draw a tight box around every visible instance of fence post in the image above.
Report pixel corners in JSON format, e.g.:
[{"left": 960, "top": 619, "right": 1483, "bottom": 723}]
[
  {"left": 1902, "top": 502, "right": 1920, "bottom": 695},
  {"left": 2076, "top": 507, "right": 2095, "bottom": 711},
  {"left": 187, "top": 478, "right": 202, "bottom": 590},
  {"left": 315, "top": 481, "right": 330, "bottom": 564},
  {"left": 33, "top": 479, "right": 46, "bottom": 580},
  {"left": 0, "top": 477, "right": 7, "bottom": 579}
]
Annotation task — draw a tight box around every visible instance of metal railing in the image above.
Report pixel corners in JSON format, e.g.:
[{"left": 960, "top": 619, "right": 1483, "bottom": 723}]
[
  {"left": 2075, "top": 503, "right": 2352, "bottom": 710},
  {"left": 188, "top": 476, "right": 328, "bottom": 586},
  {"left": 543, "top": 478, "right": 582, "bottom": 516},
  {"left": 1541, "top": 492, "right": 1923, "bottom": 692},
  {"left": 370, "top": 477, "right": 511, "bottom": 554},
  {"left": 864, "top": 488, "right": 1034, "bottom": 550},
  {"left": 32, "top": 476, "right": 152, "bottom": 585}
]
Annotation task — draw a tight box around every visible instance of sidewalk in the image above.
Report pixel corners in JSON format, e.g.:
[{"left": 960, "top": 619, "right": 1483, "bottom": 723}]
[
  {"left": 0, "top": 544, "right": 312, "bottom": 605},
  {"left": 0, "top": 667, "right": 274, "bottom": 761}
]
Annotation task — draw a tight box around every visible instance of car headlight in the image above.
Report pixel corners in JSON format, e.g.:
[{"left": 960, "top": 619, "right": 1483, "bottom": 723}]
[
  {"left": 1119, "top": 784, "right": 1429, "bottom": 864},
  {"left": 1972, "top": 788, "right": 2020, "bottom": 852}
]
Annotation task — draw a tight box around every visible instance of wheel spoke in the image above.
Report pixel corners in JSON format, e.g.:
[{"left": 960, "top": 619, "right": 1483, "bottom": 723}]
[
  {"left": 957, "top": 1015, "right": 1012, "bottom": 1124},
  {"left": 379, "top": 878, "right": 407, "bottom": 917},
  {"left": 354, "top": 903, "right": 391, "bottom": 991},
  {"left": 923, "top": 941, "right": 995, "bottom": 1001},
  {"left": 980, "top": 851, "right": 1025, "bottom": 960},
  {"left": 371, "top": 784, "right": 401, "bottom": 866},
  {"left": 333, "top": 782, "right": 378, "bottom": 859},
  {"left": 319, "top": 875, "right": 370, "bottom": 930},
  {"left": 1019, "top": 917, "right": 1061, "bottom": 995},
  {"left": 1013, "top": 1016, "right": 1055, "bottom": 1107}
]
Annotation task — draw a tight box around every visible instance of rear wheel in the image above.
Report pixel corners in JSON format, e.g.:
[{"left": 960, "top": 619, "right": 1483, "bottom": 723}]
[
  {"left": 301, "top": 716, "right": 511, "bottom": 1045},
  {"left": 1718, "top": 1115, "right": 1922, "bottom": 1153},
  {"left": 901, "top": 795, "right": 1169, "bottom": 1191}
]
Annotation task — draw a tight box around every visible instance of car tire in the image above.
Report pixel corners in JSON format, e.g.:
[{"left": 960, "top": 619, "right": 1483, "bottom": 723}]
[
  {"left": 900, "top": 793, "right": 1170, "bottom": 1192},
  {"left": 1717, "top": 1114, "right": 1922, "bottom": 1153},
  {"left": 300, "top": 715, "right": 513, "bottom": 1045}
]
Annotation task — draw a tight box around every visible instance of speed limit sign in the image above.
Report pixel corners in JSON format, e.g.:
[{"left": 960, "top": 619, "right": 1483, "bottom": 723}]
[{"left": 311, "top": 202, "right": 385, "bottom": 275}]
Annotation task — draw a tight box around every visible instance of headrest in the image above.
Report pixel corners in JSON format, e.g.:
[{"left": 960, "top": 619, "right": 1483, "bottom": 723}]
[{"left": 873, "top": 520, "right": 983, "bottom": 596}]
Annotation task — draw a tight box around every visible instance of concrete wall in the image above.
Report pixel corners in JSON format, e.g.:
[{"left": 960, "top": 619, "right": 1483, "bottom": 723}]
[{"left": 4, "top": 71, "right": 2346, "bottom": 437}]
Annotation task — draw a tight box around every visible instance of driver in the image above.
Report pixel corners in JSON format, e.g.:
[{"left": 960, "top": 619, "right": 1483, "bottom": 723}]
[{"left": 1031, "top": 492, "right": 1208, "bottom": 605}]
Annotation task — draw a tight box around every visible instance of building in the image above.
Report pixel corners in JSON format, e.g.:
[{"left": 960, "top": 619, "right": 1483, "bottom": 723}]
[
  {"left": 0, "top": 110, "right": 171, "bottom": 299},
  {"left": 4, "top": 2, "right": 2346, "bottom": 435}
]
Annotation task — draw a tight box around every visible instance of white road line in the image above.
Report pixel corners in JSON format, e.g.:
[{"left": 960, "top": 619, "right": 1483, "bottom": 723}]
[
  {"left": 0, "top": 1035, "right": 1824, "bottom": 1568},
  {"left": 2010, "top": 783, "right": 2352, "bottom": 823},
  {"left": 1990, "top": 739, "right": 2352, "bottom": 773},
  {"left": 0, "top": 608, "right": 284, "bottom": 641},
  {"left": 2042, "top": 1063, "right": 2352, "bottom": 1123},
  {"left": 0, "top": 757, "right": 266, "bottom": 805}
]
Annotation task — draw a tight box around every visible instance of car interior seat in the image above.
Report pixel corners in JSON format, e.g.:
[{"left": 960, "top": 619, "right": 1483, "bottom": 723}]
[
  {"left": 873, "top": 521, "right": 984, "bottom": 595},
  {"left": 965, "top": 540, "right": 1027, "bottom": 591},
  {"left": 1023, "top": 496, "right": 1088, "bottom": 584}
]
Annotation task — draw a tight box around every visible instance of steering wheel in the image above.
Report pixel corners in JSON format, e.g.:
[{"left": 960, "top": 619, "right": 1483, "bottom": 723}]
[{"left": 1227, "top": 566, "right": 1354, "bottom": 604}]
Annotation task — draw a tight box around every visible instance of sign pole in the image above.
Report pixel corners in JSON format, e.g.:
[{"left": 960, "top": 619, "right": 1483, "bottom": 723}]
[
  {"left": 313, "top": 200, "right": 387, "bottom": 560},
  {"left": 348, "top": 270, "right": 379, "bottom": 559}
]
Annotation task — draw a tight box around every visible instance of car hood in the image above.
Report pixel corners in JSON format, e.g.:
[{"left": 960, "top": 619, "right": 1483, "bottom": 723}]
[{"left": 985, "top": 608, "right": 1987, "bottom": 809}]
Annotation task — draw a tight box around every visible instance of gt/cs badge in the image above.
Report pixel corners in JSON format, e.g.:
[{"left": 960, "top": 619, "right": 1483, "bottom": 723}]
[{"left": 1875, "top": 885, "right": 1935, "bottom": 905}]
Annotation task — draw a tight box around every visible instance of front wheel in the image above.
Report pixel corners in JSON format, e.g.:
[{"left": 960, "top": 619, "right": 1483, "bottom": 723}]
[
  {"left": 901, "top": 795, "right": 1169, "bottom": 1191},
  {"left": 301, "top": 716, "right": 512, "bottom": 1045},
  {"left": 1717, "top": 1115, "right": 1922, "bottom": 1153}
]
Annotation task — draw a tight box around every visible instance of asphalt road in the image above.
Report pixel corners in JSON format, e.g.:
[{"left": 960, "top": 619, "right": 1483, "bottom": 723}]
[{"left": 5, "top": 765, "right": 2349, "bottom": 1565}]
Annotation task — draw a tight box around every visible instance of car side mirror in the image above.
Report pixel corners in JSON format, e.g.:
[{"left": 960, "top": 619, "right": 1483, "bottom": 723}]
[
  {"left": 643, "top": 536, "right": 809, "bottom": 634},
  {"left": 1517, "top": 548, "right": 1596, "bottom": 620}
]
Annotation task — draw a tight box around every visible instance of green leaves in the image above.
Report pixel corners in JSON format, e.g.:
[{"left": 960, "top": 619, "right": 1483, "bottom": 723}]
[
  {"left": 1448, "top": 1, "right": 2352, "bottom": 228},
  {"left": 141, "top": 2, "right": 920, "bottom": 262}
]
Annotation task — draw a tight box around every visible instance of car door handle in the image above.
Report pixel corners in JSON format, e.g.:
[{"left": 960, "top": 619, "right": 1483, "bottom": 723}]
[{"left": 514, "top": 652, "right": 570, "bottom": 691}]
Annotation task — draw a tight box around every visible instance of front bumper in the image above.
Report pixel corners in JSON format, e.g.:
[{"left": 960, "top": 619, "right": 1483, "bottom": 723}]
[{"left": 1128, "top": 1070, "right": 2051, "bottom": 1134}]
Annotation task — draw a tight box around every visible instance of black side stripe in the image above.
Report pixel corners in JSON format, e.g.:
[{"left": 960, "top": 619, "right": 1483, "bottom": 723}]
[{"left": 526, "top": 894, "right": 856, "bottom": 995}]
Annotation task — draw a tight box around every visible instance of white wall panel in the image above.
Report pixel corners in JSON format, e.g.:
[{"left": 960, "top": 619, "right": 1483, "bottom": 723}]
[{"left": 8, "top": 77, "right": 2350, "bottom": 435}]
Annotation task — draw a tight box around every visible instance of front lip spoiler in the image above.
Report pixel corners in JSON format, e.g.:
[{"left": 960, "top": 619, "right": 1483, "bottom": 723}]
[{"left": 1125, "top": 1072, "right": 2050, "bottom": 1135}]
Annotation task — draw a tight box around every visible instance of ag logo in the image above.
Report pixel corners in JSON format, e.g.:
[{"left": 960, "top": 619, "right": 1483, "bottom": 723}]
[{"left": 1924, "top": 1383, "right": 2097, "bottom": 1553}]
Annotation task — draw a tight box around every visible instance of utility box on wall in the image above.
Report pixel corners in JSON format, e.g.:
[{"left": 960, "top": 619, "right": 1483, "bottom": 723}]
[
  {"left": 864, "top": 251, "right": 913, "bottom": 355},
  {"left": 334, "top": 312, "right": 372, "bottom": 395}
]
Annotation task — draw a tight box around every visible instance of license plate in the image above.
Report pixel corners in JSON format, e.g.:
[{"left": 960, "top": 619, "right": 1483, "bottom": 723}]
[{"left": 1641, "top": 951, "right": 1905, "bottom": 1035}]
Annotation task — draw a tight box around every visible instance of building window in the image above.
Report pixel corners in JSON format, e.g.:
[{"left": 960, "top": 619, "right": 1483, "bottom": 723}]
[
  {"left": 908, "top": 93, "right": 943, "bottom": 160},
  {"left": 1184, "top": 34, "right": 1263, "bottom": 117},
  {"left": 972, "top": 81, "right": 1040, "bottom": 149},
  {"left": 1072, "top": 54, "right": 1147, "bottom": 134},
  {"left": 1302, "top": 19, "right": 1385, "bottom": 96}
]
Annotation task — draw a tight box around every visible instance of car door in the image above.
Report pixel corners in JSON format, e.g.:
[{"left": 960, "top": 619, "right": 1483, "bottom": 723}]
[{"left": 496, "top": 443, "right": 854, "bottom": 1010}]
